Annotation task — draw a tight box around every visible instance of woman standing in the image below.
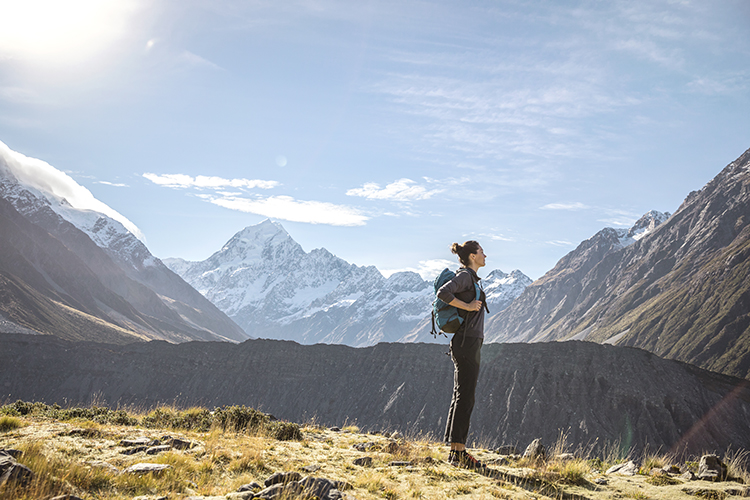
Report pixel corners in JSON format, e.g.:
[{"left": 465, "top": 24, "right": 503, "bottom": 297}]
[{"left": 437, "top": 240, "right": 488, "bottom": 469}]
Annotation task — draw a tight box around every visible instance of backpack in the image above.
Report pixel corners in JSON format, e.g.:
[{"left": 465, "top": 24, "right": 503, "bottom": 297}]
[{"left": 430, "top": 268, "right": 480, "bottom": 338}]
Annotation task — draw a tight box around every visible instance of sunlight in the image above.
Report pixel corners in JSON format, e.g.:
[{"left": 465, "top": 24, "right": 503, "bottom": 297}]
[{"left": 0, "top": 0, "right": 139, "bottom": 64}]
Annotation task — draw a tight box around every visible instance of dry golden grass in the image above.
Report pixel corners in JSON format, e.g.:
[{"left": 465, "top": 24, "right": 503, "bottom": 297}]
[{"left": 1, "top": 404, "right": 749, "bottom": 500}]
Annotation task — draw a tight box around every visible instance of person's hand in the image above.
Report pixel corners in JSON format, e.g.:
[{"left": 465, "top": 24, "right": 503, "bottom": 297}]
[{"left": 467, "top": 300, "right": 482, "bottom": 312}]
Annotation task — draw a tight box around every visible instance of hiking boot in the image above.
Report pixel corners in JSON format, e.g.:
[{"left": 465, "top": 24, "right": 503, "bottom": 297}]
[{"left": 448, "top": 449, "right": 486, "bottom": 469}]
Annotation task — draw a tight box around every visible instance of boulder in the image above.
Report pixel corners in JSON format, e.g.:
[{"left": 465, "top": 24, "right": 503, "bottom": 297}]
[
  {"left": 697, "top": 455, "right": 728, "bottom": 482},
  {"left": 353, "top": 457, "right": 372, "bottom": 467},
  {"left": 606, "top": 461, "right": 638, "bottom": 476},
  {"left": 0, "top": 453, "right": 33, "bottom": 487},
  {"left": 264, "top": 471, "right": 302, "bottom": 487},
  {"left": 522, "top": 438, "right": 546, "bottom": 460}
]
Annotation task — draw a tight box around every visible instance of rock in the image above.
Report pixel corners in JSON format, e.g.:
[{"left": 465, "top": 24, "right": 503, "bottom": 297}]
[
  {"left": 555, "top": 453, "right": 575, "bottom": 461},
  {"left": 225, "top": 493, "right": 255, "bottom": 500},
  {"left": 606, "top": 461, "right": 638, "bottom": 476},
  {"left": 50, "top": 496, "right": 85, "bottom": 500},
  {"left": 681, "top": 470, "right": 697, "bottom": 481},
  {"left": 301, "top": 464, "right": 321, "bottom": 473},
  {"left": 662, "top": 464, "right": 681, "bottom": 474},
  {"left": 298, "top": 477, "right": 341, "bottom": 499},
  {"left": 255, "top": 482, "right": 303, "bottom": 499},
  {"left": 388, "top": 461, "right": 412, "bottom": 466},
  {"left": 146, "top": 445, "right": 172, "bottom": 455},
  {"left": 594, "top": 477, "right": 608, "bottom": 485},
  {"left": 353, "top": 457, "right": 372, "bottom": 467},
  {"left": 522, "top": 438, "right": 546, "bottom": 460},
  {"left": 167, "top": 437, "right": 195, "bottom": 450},
  {"left": 121, "top": 446, "right": 149, "bottom": 455},
  {"left": 124, "top": 463, "right": 172, "bottom": 474},
  {"left": 329, "top": 427, "right": 341, "bottom": 432},
  {"left": 0, "top": 453, "right": 34, "bottom": 487},
  {"left": 698, "top": 454, "right": 728, "bottom": 481},
  {"left": 86, "top": 460, "right": 120, "bottom": 474},
  {"left": 353, "top": 442, "right": 377, "bottom": 452},
  {"left": 237, "top": 482, "right": 262, "bottom": 492},
  {"left": 264, "top": 471, "right": 302, "bottom": 487},
  {"left": 495, "top": 445, "right": 519, "bottom": 455},
  {"left": 120, "top": 437, "right": 152, "bottom": 447}
]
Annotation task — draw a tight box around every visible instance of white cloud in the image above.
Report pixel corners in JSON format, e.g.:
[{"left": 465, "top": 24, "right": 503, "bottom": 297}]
[
  {"left": 346, "top": 178, "right": 442, "bottom": 201},
  {"left": 0, "top": 140, "right": 144, "bottom": 240},
  {"left": 479, "top": 232, "right": 515, "bottom": 242},
  {"left": 143, "top": 173, "right": 279, "bottom": 190},
  {"left": 546, "top": 240, "right": 573, "bottom": 247},
  {"left": 96, "top": 181, "right": 128, "bottom": 187},
  {"left": 208, "top": 195, "right": 368, "bottom": 227},
  {"left": 540, "top": 202, "right": 589, "bottom": 210},
  {"left": 381, "top": 258, "right": 455, "bottom": 280}
]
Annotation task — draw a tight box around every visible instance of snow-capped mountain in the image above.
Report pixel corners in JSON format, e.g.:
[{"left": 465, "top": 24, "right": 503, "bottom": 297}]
[
  {"left": 166, "top": 219, "right": 531, "bottom": 346},
  {"left": 0, "top": 141, "right": 247, "bottom": 343}
]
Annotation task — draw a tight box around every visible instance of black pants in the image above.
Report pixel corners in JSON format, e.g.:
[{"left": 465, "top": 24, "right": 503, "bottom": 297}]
[{"left": 444, "top": 335, "right": 482, "bottom": 445}]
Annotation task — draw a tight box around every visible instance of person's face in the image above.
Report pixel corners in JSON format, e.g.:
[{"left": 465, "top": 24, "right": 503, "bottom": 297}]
[{"left": 471, "top": 246, "right": 486, "bottom": 268}]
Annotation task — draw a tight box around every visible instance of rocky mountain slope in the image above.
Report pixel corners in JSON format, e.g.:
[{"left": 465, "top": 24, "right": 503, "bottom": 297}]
[
  {"left": 166, "top": 219, "right": 531, "bottom": 346},
  {"left": 2, "top": 332, "right": 748, "bottom": 456},
  {"left": 486, "top": 148, "right": 750, "bottom": 380},
  {"left": 0, "top": 142, "right": 248, "bottom": 344}
]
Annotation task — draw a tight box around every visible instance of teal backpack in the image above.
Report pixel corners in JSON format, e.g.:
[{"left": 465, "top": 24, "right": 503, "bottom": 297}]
[{"left": 430, "top": 268, "right": 480, "bottom": 337}]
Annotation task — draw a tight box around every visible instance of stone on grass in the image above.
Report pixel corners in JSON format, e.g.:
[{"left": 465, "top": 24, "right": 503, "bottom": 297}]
[
  {"left": 124, "top": 463, "right": 172, "bottom": 474},
  {"left": 606, "top": 461, "right": 638, "bottom": 476},
  {"left": 146, "top": 445, "right": 171, "bottom": 455},
  {"left": 0, "top": 453, "right": 34, "bottom": 487},
  {"left": 353, "top": 457, "right": 372, "bottom": 467},
  {"left": 264, "top": 471, "right": 302, "bottom": 487},
  {"left": 237, "top": 481, "right": 262, "bottom": 492},
  {"left": 522, "top": 438, "right": 546, "bottom": 460},
  {"left": 301, "top": 464, "right": 321, "bottom": 473},
  {"left": 255, "top": 482, "right": 303, "bottom": 499},
  {"left": 698, "top": 454, "right": 728, "bottom": 482},
  {"left": 681, "top": 470, "right": 696, "bottom": 481},
  {"left": 120, "top": 437, "right": 152, "bottom": 447}
]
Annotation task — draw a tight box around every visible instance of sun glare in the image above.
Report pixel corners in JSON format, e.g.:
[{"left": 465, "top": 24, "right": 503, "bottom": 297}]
[{"left": 0, "top": 0, "right": 139, "bottom": 64}]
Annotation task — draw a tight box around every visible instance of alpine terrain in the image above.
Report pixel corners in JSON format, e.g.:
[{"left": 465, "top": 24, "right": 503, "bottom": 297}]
[
  {"left": 0, "top": 140, "right": 248, "bottom": 344},
  {"left": 485, "top": 147, "right": 750, "bottom": 380},
  {"left": 165, "top": 220, "right": 531, "bottom": 346}
]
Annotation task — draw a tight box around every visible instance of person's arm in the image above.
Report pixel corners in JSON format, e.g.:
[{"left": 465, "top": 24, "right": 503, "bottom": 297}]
[{"left": 437, "top": 272, "right": 483, "bottom": 312}]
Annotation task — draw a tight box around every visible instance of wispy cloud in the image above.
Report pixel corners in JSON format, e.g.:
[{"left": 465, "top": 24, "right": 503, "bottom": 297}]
[
  {"left": 381, "top": 258, "right": 455, "bottom": 280},
  {"left": 346, "top": 178, "right": 442, "bottom": 201},
  {"left": 144, "top": 171, "right": 362, "bottom": 226},
  {"left": 208, "top": 194, "right": 368, "bottom": 227},
  {"left": 96, "top": 181, "right": 128, "bottom": 187},
  {"left": 546, "top": 240, "right": 573, "bottom": 247},
  {"left": 540, "top": 202, "right": 589, "bottom": 211},
  {"left": 143, "top": 173, "right": 279, "bottom": 190}
]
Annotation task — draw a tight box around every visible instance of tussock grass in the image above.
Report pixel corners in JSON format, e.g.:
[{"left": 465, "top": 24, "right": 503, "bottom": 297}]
[
  {"left": 2, "top": 400, "right": 749, "bottom": 500},
  {"left": 0, "top": 415, "right": 24, "bottom": 432}
]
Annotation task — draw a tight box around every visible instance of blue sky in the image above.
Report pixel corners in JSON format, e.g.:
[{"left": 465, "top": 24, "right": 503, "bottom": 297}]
[{"left": 0, "top": 0, "right": 748, "bottom": 280}]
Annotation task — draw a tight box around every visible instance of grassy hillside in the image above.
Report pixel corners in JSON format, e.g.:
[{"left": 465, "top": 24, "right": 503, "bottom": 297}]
[{"left": 1, "top": 402, "right": 749, "bottom": 500}]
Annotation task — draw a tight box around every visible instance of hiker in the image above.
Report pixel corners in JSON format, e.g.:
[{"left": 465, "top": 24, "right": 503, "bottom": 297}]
[{"left": 437, "top": 240, "right": 488, "bottom": 469}]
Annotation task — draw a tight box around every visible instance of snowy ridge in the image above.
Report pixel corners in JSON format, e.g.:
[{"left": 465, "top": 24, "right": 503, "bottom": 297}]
[
  {"left": 167, "top": 219, "right": 532, "bottom": 346},
  {"left": 0, "top": 144, "right": 151, "bottom": 270},
  {"left": 615, "top": 210, "right": 671, "bottom": 248}
]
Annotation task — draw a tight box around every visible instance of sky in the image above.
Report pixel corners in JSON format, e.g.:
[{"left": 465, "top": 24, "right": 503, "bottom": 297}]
[{"left": 0, "top": 0, "right": 748, "bottom": 280}]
